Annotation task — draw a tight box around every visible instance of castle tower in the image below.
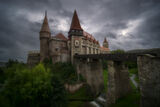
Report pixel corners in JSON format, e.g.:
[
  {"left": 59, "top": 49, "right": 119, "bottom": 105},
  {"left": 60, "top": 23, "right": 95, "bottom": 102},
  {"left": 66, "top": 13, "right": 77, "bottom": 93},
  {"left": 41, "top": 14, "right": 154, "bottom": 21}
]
[
  {"left": 39, "top": 11, "right": 51, "bottom": 61},
  {"left": 68, "top": 10, "right": 83, "bottom": 63},
  {"left": 103, "top": 37, "right": 109, "bottom": 48}
]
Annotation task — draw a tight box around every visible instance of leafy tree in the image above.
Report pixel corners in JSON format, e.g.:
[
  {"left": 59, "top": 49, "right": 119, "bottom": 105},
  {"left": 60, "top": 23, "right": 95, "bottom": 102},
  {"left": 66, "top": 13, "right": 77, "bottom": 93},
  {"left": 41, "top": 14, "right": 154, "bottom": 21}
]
[
  {"left": 1, "top": 63, "right": 67, "bottom": 107},
  {"left": 111, "top": 49, "right": 125, "bottom": 54},
  {"left": 5, "top": 59, "right": 24, "bottom": 68}
]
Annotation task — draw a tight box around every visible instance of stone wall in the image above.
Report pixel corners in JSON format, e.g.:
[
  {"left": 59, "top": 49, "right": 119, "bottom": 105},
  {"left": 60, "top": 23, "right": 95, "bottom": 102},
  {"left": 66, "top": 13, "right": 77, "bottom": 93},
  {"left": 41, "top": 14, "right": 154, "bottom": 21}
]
[
  {"left": 106, "top": 61, "right": 131, "bottom": 106},
  {"left": 137, "top": 54, "right": 160, "bottom": 107},
  {"left": 75, "top": 58, "right": 104, "bottom": 95}
]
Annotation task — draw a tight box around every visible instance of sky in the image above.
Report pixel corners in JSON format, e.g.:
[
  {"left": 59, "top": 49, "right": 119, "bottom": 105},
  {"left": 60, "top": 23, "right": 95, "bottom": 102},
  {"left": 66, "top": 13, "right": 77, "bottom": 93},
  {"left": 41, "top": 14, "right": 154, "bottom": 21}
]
[{"left": 0, "top": 0, "right": 160, "bottom": 62}]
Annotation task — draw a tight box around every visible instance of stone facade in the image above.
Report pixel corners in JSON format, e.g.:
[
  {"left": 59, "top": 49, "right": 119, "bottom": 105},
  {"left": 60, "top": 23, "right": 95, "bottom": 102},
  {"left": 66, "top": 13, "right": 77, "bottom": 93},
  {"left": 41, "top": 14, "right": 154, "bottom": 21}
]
[
  {"left": 137, "top": 54, "right": 160, "bottom": 107},
  {"left": 27, "top": 10, "right": 110, "bottom": 65}
]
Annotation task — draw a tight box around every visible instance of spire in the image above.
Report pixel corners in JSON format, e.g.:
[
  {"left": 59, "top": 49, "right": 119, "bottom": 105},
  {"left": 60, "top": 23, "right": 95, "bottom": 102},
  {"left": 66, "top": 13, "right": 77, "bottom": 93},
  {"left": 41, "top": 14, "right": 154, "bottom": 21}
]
[
  {"left": 40, "top": 11, "right": 50, "bottom": 33},
  {"left": 104, "top": 37, "right": 107, "bottom": 43},
  {"left": 70, "top": 10, "right": 83, "bottom": 30}
]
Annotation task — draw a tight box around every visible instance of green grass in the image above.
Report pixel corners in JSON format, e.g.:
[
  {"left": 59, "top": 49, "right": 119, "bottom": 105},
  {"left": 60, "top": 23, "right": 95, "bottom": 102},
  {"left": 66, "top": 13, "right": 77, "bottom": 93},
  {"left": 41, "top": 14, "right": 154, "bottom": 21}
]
[
  {"left": 103, "top": 69, "right": 108, "bottom": 92},
  {"left": 134, "top": 75, "right": 139, "bottom": 83},
  {"left": 110, "top": 92, "right": 140, "bottom": 107},
  {"left": 129, "top": 68, "right": 138, "bottom": 75}
]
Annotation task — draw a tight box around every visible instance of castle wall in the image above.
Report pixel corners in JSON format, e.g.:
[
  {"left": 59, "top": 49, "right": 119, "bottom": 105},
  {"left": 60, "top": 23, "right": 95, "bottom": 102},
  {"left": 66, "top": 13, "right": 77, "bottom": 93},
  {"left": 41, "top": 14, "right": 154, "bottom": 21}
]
[{"left": 49, "top": 38, "right": 70, "bottom": 63}]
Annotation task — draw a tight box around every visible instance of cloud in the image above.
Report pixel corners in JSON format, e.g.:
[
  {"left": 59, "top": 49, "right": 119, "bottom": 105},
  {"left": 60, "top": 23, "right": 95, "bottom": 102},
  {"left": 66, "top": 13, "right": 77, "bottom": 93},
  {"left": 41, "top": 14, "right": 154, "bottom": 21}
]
[{"left": 0, "top": 0, "right": 160, "bottom": 62}]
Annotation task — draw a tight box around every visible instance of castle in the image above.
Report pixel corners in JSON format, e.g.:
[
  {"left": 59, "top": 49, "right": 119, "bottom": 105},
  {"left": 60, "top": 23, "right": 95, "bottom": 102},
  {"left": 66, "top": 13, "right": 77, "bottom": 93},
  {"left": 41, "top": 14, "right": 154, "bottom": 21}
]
[{"left": 27, "top": 10, "right": 109, "bottom": 65}]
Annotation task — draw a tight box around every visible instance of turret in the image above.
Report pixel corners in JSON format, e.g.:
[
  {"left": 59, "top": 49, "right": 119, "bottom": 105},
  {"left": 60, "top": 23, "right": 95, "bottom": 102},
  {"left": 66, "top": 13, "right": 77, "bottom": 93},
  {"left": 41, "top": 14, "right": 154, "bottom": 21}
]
[
  {"left": 39, "top": 11, "right": 51, "bottom": 61},
  {"left": 103, "top": 37, "right": 109, "bottom": 48},
  {"left": 68, "top": 10, "right": 83, "bottom": 38}
]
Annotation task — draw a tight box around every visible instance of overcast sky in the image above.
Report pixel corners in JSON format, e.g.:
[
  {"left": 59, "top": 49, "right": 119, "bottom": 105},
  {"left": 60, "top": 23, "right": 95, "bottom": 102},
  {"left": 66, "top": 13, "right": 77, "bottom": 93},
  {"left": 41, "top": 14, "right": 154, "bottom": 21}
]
[{"left": 0, "top": 0, "right": 160, "bottom": 62}]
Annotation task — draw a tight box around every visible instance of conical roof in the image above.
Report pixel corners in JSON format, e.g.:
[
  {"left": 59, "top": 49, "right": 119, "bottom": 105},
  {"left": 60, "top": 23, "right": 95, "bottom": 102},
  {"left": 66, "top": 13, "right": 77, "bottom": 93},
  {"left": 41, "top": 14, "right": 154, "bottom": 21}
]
[
  {"left": 70, "top": 10, "right": 83, "bottom": 30},
  {"left": 40, "top": 11, "right": 50, "bottom": 33}
]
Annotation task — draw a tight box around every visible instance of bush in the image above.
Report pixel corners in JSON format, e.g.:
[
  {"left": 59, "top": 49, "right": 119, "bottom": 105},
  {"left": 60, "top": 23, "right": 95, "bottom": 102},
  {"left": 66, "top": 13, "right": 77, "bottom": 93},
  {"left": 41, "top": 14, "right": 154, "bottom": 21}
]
[{"left": 44, "top": 62, "right": 83, "bottom": 84}]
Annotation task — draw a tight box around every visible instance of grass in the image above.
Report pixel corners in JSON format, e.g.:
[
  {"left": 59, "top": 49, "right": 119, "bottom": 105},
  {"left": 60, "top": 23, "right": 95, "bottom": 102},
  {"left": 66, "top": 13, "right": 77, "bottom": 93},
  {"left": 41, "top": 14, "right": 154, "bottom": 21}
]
[
  {"left": 67, "top": 85, "right": 93, "bottom": 107},
  {"left": 110, "top": 92, "right": 140, "bottom": 107},
  {"left": 129, "top": 68, "right": 138, "bottom": 75},
  {"left": 134, "top": 75, "right": 139, "bottom": 83}
]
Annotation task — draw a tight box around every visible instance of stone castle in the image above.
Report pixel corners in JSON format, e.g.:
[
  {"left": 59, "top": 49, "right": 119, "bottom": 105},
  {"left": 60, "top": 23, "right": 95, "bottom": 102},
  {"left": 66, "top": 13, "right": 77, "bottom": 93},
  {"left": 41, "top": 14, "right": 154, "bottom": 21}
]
[{"left": 27, "top": 10, "right": 109, "bottom": 65}]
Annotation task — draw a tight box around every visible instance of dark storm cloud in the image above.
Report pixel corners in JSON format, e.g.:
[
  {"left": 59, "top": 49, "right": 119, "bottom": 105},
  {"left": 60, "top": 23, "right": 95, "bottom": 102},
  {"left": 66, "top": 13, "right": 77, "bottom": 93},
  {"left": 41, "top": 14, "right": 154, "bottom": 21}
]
[{"left": 0, "top": 0, "right": 160, "bottom": 62}]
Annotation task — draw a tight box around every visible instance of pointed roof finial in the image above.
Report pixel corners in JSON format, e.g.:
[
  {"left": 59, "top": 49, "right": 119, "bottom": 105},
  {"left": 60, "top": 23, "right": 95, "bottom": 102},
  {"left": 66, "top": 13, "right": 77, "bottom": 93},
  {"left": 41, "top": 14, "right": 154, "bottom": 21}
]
[
  {"left": 45, "top": 10, "right": 47, "bottom": 17},
  {"left": 40, "top": 10, "right": 50, "bottom": 33},
  {"left": 70, "top": 10, "right": 83, "bottom": 30}
]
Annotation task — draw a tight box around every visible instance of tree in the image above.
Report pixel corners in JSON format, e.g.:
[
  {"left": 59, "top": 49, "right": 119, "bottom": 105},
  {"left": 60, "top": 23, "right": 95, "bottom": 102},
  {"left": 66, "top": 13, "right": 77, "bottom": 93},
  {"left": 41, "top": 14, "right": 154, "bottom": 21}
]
[
  {"left": 1, "top": 63, "right": 66, "bottom": 107},
  {"left": 111, "top": 49, "right": 125, "bottom": 54}
]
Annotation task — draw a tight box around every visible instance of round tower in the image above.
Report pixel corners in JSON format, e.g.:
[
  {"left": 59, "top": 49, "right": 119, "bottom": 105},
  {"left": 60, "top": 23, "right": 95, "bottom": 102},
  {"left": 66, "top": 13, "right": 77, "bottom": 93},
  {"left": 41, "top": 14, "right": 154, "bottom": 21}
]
[{"left": 39, "top": 11, "right": 51, "bottom": 61}]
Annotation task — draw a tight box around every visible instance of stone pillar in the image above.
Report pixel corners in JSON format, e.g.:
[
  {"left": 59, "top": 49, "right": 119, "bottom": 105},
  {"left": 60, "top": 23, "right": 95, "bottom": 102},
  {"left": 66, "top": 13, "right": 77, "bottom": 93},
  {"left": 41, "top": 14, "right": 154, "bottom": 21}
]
[
  {"left": 137, "top": 54, "right": 160, "bottom": 107},
  {"left": 106, "top": 61, "right": 131, "bottom": 106},
  {"left": 88, "top": 59, "right": 104, "bottom": 94},
  {"left": 75, "top": 58, "right": 104, "bottom": 95}
]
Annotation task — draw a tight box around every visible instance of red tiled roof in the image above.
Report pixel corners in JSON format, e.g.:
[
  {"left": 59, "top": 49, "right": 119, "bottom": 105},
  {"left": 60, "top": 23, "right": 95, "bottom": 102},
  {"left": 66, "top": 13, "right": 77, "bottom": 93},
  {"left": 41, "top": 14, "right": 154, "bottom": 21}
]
[
  {"left": 54, "top": 33, "right": 67, "bottom": 40},
  {"left": 70, "top": 10, "right": 83, "bottom": 30},
  {"left": 83, "top": 31, "right": 95, "bottom": 41},
  {"left": 101, "top": 47, "right": 110, "bottom": 51},
  {"left": 83, "top": 31, "right": 100, "bottom": 44}
]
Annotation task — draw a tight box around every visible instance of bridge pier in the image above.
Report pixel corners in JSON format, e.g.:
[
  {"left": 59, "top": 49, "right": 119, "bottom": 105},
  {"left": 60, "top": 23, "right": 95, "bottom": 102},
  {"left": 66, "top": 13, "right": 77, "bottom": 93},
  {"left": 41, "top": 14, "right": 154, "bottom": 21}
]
[
  {"left": 137, "top": 54, "right": 160, "bottom": 107},
  {"left": 75, "top": 58, "right": 104, "bottom": 95},
  {"left": 106, "top": 60, "right": 131, "bottom": 106}
]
